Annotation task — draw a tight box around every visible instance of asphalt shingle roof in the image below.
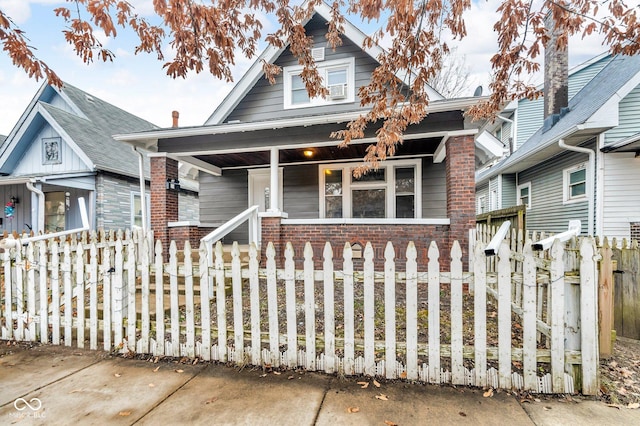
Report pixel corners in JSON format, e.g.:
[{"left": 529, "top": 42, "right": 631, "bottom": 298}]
[{"left": 477, "top": 54, "right": 640, "bottom": 183}]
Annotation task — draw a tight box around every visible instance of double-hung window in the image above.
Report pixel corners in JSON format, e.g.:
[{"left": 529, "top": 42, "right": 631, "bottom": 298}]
[
  {"left": 284, "top": 58, "right": 355, "bottom": 109},
  {"left": 563, "top": 163, "right": 587, "bottom": 203},
  {"left": 131, "top": 192, "right": 150, "bottom": 228},
  {"left": 320, "top": 159, "right": 421, "bottom": 219},
  {"left": 517, "top": 182, "right": 531, "bottom": 209}
]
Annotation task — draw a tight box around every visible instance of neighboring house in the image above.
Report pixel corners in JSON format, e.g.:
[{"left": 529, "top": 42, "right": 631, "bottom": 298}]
[
  {"left": 0, "top": 82, "right": 198, "bottom": 236},
  {"left": 117, "top": 1, "right": 490, "bottom": 266},
  {"left": 476, "top": 43, "right": 640, "bottom": 239}
]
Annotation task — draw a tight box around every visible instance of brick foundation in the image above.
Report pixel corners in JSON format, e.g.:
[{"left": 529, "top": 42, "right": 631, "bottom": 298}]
[
  {"left": 168, "top": 226, "right": 215, "bottom": 251},
  {"left": 261, "top": 220, "right": 451, "bottom": 271}
]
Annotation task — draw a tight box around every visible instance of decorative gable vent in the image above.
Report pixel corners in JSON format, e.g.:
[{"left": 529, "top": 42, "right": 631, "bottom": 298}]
[
  {"left": 311, "top": 47, "right": 325, "bottom": 62},
  {"left": 329, "top": 84, "right": 347, "bottom": 99}
]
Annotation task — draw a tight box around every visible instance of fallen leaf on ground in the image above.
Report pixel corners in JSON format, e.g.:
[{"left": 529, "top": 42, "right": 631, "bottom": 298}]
[
  {"left": 606, "top": 404, "right": 621, "bottom": 409},
  {"left": 148, "top": 383, "right": 155, "bottom": 388},
  {"left": 384, "top": 420, "right": 397, "bottom": 426},
  {"left": 193, "top": 359, "right": 199, "bottom": 365},
  {"left": 628, "top": 402, "right": 640, "bottom": 409},
  {"left": 259, "top": 374, "right": 267, "bottom": 378},
  {"left": 347, "top": 406, "right": 360, "bottom": 413},
  {"left": 114, "top": 373, "right": 122, "bottom": 378},
  {"left": 153, "top": 366, "right": 160, "bottom": 372},
  {"left": 288, "top": 375, "right": 295, "bottom": 380},
  {"left": 357, "top": 381, "right": 369, "bottom": 389},
  {"left": 118, "top": 411, "right": 131, "bottom": 416},
  {"left": 205, "top": 397, "right": 218, "bottom": 405},
  {"left": 459, "top": 411, "right": 467, "bottom": 417},
  {"left": 543, "top": 406, "right": 552, "bottom": 411},
  {"left": 399, "top": 371, "right": 407, "bottom": 379},
  {"left": 175, "top": 369, "right": 184, "bottom": 373},
  {"left": 273, "top": 371, "right": 281, "bottom": 375},
  {"left": 373, "top": 379, "right": 381, "bottom": 388},
  {"left": 483, "top": 389, "right": 493, "bottom": 398},
  {"left": 376, "top": 394, "right": 389, "bottom": 401},
  {"left": 69, "top": 389, "right": 82, "bottom": 394}
]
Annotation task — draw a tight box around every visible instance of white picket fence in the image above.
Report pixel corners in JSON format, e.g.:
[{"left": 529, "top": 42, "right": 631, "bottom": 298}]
[{"left": 0, "top": 233, "right": 599, "bottom": 395}]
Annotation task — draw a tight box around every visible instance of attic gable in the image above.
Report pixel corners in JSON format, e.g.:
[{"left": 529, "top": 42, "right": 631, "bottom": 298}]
[{"left": 205, "top": 1, "right": 442, "bottom": 125}]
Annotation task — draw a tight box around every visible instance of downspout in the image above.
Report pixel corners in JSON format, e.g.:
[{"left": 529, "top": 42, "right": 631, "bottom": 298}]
[
  {"left": 133, "top": 147, "right": 148, "bottom": 235},
  {"left": 558, "top": 139, "right": 595, "bottom": 235},
  {"left": 26, "top": 180, "right": 45, "bottom": 234}
]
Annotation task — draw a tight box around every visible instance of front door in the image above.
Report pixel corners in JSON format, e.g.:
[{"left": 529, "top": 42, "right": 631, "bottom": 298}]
[{"left": 248, "top": 169, "right": 283, "bottom": 212}]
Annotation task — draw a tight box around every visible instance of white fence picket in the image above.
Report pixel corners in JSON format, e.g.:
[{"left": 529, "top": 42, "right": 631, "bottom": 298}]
[
  {"left": 230, "top": 242, "right": 243, "bottom": 363},
  {"left": 304, "top": 243, "right": 316, "bottom": 371},
  {"left": 405, "top": 242, "right": 418, "bottom": 381},
  {"left": 550, "top": 239, "right": 566, "bottom": 393},
  {"left": 450, "top": 241, "right": 464, "bottom": 385},
  {"left": 266, "top": 242, "right": 279, "bottom": 367},
  {"left": 89, "top": 242, "right": 98, "bottom": 350},
  {"left": 323, "top": 242, "right": 336, "bottom": 374},
  {"left": 284, "top": 242, "right": 297, "bottom": 367},
  {"left": 214, "top": 242, "right": 227, "bottom": 362},
  {"left": 428, "top": 241, "right": 440, "bottom": 383},
  {"left": 15, "top": 246, "right": 24, "bottom": 341},
  {"left": 169, "top": 241, "right": 180, "bottom": 357},
  {"left": 114, "top": 239, "right": 124, "bottom": 349},
  {"left": 63, "top": 243, "right": 72, "bottom": 347},
  {"left": 185, "top": 241, "right": 196, "bottom": 358},
  {"left": 75, "top": 244, "right": 85, "bottom": 349},
  {"left": 245, "top": 243, "right": 258, "bottom": 364},
  {"left": 200, "top": 241, "right": 212, "bottom": 361},
  {"left": 580, "top": 238, "right": 599, "bottom": 395},
  {"left": 38, "top": 240, "right": 48, "bottom": 344},
  {"left": 363, "top": 242, "right": 375, "bottom": 376},
  {"left": 140, "top": 239, "right": 151, "bottom": 354},
  {"left": 126, "top": 240, "right": 137, "bottom": 352},
  {"left": 102, "top": 242, "right": 111, "bottom": 351},
  {"left": 3, "top": 247, "right": 11, "bottom": 340},
  {"left": 497, "top": 242, "right": 512, "bottom": 389},
  {"left": 26, "top": 244, "right": 36, "bottom": 341},
  {"left": 473, "top": 241, "right": 487, "bottom": 388},
  {"left": 155, "top": 240, "right": 165, "bottom": 356},
  {"left": 342, "top": 243, "right": 356, "bottom": 376},
  {"left": 385, "top": 243, "right": 397, "bottom": 379},
  {"left": 522, "top": 241, "right": 538, "bottom": 391}
]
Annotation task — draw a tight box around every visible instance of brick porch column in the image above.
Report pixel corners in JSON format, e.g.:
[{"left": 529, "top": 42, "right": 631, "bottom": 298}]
[
  {"left": 446, "top": 134, "right": 476, "bottom": 267},
  {"left": 260, "top": 213, "right": 286, "bottom": 267},
  {"left": 151, "top": 155, "right": 179, "bottom": 250}
]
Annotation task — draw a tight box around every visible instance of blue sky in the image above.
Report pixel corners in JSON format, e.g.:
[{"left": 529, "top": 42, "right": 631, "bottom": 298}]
[{"left": 0, "top": 0, "right": 612, "bottom": 135}]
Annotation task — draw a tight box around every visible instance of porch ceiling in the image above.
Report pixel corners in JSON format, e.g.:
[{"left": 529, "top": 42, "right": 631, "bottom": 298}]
[{"left": 192, "top": 137, "right": 443, "bottom": 168}]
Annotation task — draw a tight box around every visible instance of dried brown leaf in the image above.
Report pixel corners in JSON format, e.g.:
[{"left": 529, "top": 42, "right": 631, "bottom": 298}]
[
  {"left": 375, "top": 394, "right": 388, "bottom": 401},
  {"left": 357, "top": 381, "right": 369, "bottom": 389},
  {"left": 483, "top": 388, "right": 494, "bottom": 398},
  {"left": 347, "top": 406, "right": 360, "bottom": 413},
  {"left": 273, "top": 371, "right": 281, "bottom": 375},
  {"left": 205, "top": 397, "right": 218, "bottom": 405},
  {"left": 153, "top": 366, "right": 160, "bottom": 372},
  {"left": 175, "top": 369, "right": 184, "bottom": 373},
  {"left": 384, "top": 420, "right": 397, "bottom": 425},
  {"left": 373, "top": 379, "right": 381, "bottom": 388},
  {"left": 118, "top": 411, "right": 131, "bottom": 416},
  {"left": 399, "top": 371, "right": 407, "bottom": 379},
  {"left": 114, "top": 373, "right": 122, "bottom": 378}
]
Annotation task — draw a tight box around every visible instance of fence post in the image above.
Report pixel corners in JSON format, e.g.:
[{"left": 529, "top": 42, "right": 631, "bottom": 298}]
[
  {"left": 580, "top": 237, "right": 600, "bottom": 395},
  {"left": 598, "top": 238, "right": 614, "bottom": 358}
]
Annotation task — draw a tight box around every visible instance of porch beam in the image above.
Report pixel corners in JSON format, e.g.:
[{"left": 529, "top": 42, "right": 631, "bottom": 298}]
[
  {"left": 172, "top": 155, "right": 222, "bottom": 176},
  {"left": 269, "top": 147, "right": 280, "bottom": 212}
]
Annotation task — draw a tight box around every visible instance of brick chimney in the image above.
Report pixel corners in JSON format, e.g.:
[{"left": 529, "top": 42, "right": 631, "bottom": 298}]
[
  {"left": 542, "top": 9, "right": 569, "bottom": 131},
  {"left": 172, "top": 110, "right": 179, "bottom": 128}
]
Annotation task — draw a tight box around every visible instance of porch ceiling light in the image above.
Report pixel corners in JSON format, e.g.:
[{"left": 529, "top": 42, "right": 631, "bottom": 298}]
[{"left": 303, "top": 149, "right": 314, "bottom": 158}]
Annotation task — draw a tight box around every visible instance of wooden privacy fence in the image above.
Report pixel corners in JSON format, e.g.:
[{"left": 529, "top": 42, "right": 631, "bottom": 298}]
[{"left": 0, "top": 232, "right": 599, "bottom": 395}]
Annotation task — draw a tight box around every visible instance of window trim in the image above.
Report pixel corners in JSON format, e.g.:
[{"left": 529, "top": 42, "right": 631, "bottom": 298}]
[
  {"left": 563, "top": 163, "right": 588, "bottom": 204},
  {"left": 318, "top": 159, "right": 422, "bottom": 219},
  {"left": 131, "top": 191, "right": 150, "bottom": 228},
  {"left": 517, "top": 182, "right": 532, "bottom": 210},
  {"left": 283, "top": 57, "right": 355, "bottom": 109},
  {"left": 477, "top": 195, "right": 486, "bottom": 214}
]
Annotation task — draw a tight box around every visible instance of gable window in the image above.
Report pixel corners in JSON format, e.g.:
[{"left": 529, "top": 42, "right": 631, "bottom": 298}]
[
  {"left": 320, "top": 159, "right": 421, "bottom": 219},
  {"left": 517, "top": 182, "right": 531, "bottom": 209},
  {"left": 131, "top": 192, "right": 150, "bottom": 228},
  {"left": 284, "top": 58, "right": 355, "bottom": 109},
  {"left": 563, "top": 163, "right": 587, "bottom": 203}
]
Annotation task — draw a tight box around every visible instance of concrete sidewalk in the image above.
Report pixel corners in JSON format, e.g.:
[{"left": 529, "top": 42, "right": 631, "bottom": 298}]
[{"left": 0, "top": 343, "right": 637, "bottom": 425}]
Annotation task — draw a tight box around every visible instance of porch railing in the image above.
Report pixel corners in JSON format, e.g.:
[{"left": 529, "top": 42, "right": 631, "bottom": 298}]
[{"left": 201, "top": 205, "right": 260, "bottom": 256}]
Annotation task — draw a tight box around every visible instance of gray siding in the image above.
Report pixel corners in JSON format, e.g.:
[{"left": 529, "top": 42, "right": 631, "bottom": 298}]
[
  {"left": 199, "top": 169, "right": 248, "bottom": 243},
  {"left": 0, "top": 184, "right": 33, "bottom": 234},
  {"left": 96, "top": 173, "right": 146, "bottom": 231},
  {"left": 476, "top": 181, "right": 489, "bottom": 214},
  {"left": 568, "top": 56, "right": 611, "bottom": 99},
  {"left": 422, "top": 157, "right": 446, "bottom": 218},
  {"left": 518, "top": 145, "right": 592, "bottom": 233},
  {"left": 179, "top": 192, "right": 199, "bottom": 222},
  {"left": 225, "top": 15, "right": 377, "bottom": 123},
  {"left": 501, "top": 174, "right": 517, "bottom": 207},
  {"left": 283, "top": 164, "right": 319, "bottom": 219},
  {"left": 604, "top": 83, "right": 640, "bottom": 145}
]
